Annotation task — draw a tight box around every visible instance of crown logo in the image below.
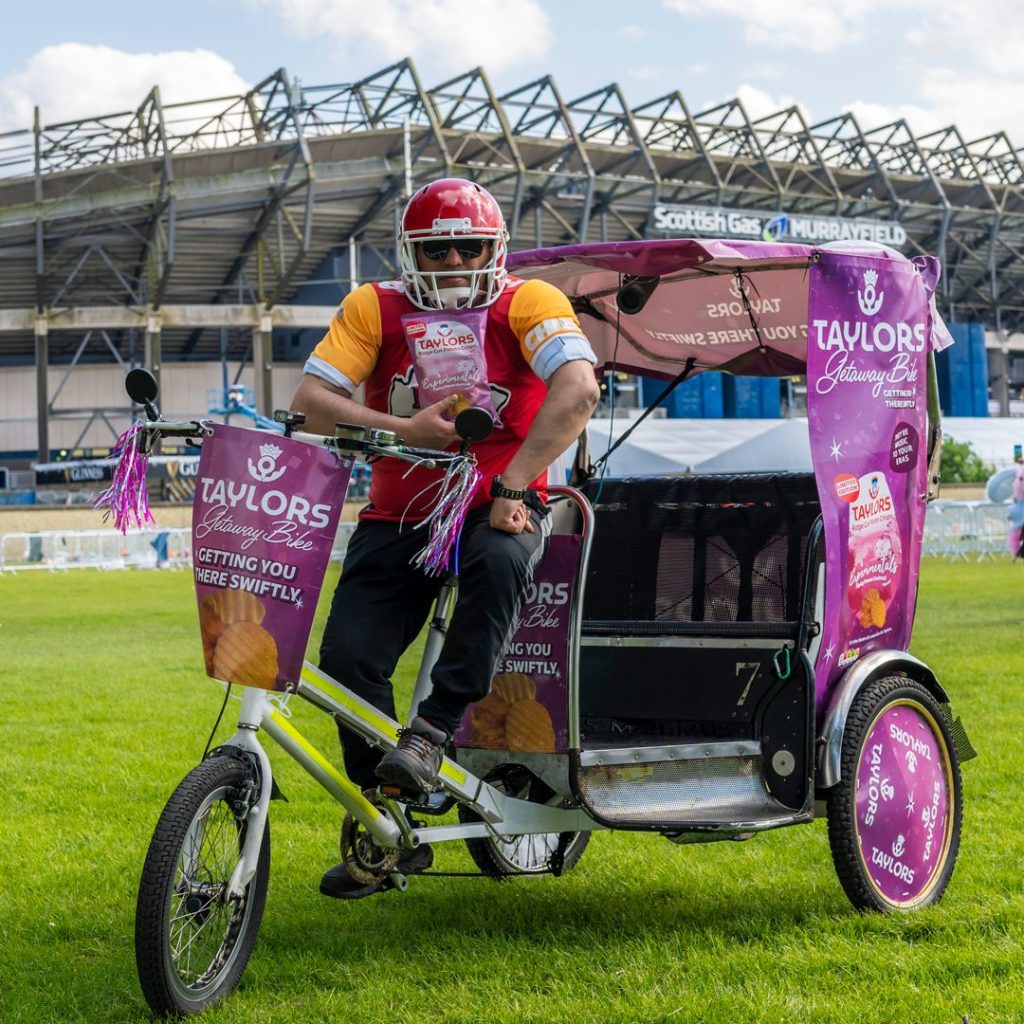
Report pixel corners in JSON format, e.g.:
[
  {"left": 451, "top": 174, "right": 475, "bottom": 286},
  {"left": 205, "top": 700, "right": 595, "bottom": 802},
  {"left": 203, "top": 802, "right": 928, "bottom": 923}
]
[
  {"left": 857, "top": 268, "right": 884, "bottom": 316},
  {"left": 248, "top": 441, "right": 288, "bottom": 483}
]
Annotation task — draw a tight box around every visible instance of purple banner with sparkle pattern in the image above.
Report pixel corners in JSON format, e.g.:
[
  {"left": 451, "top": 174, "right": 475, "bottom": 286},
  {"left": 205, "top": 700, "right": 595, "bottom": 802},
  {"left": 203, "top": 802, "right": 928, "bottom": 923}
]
[
  {"left": 192, "top": 424, "right": 350, "bottom": 691},
  {"left": 455, "top": 534, "right": 579, "bottom": 753},
  {"left": 807, "top": 253, "right": 936, "bottom": 719}
]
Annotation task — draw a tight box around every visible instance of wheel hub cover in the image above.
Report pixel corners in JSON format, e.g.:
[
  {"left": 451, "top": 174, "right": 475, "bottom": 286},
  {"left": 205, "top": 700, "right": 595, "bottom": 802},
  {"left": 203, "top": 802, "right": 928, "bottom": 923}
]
[{"left": 855, "top": 702, "right": 951, "bottom": 906}]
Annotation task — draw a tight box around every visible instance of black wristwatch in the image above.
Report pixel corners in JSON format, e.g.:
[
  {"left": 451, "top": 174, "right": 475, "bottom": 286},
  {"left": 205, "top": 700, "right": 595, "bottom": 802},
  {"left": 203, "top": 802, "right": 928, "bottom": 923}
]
[{"left": 490, "top": 475, "right": 528, "bottom": 501}]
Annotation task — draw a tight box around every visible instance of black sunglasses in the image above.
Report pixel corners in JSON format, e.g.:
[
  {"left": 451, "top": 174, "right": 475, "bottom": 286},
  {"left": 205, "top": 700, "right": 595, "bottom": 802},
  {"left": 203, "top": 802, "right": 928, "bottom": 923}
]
[{"left": 417, "top": 238, "right": 487, "bottom": 261}]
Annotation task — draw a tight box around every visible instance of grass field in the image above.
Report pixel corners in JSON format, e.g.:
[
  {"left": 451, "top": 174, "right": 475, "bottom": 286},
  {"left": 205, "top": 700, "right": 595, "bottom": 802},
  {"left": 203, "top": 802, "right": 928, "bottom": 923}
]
[{"left": 2, "top": 558, "right": 1022, "bottom": 1023}]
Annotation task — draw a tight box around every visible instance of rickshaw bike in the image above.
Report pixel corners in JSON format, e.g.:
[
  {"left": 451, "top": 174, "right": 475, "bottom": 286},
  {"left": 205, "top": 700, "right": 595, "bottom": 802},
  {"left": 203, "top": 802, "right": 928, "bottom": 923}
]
[{"left": 117, "top": 237, "right": 975, "bottom": 1016}]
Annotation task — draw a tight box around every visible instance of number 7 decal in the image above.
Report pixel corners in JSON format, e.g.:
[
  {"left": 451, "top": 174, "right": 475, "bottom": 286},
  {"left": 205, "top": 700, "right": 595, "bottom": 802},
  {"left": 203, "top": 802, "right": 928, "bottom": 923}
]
[{"left": 735, "top": 662, "right": 760, "bottom": 706}]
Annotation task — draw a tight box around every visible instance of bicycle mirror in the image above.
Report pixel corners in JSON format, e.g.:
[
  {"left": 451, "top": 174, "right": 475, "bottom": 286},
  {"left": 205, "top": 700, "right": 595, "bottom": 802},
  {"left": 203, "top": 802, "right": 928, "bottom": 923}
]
[
  {"left": 454, "top": 406, "right": 494, "bottom": 443},
  {"left": 125, "top": 368, "right": 160, "bottom": 420}
]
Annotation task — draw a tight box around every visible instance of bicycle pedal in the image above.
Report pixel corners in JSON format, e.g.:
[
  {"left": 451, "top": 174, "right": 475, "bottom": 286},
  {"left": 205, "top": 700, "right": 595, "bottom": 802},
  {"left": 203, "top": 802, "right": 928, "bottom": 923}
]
[
  {"left": 378, "top": 782, "right": 443, "bottom": 806},
  {"left": 404, "top": 789, "right": 455, "bottom": 816}
]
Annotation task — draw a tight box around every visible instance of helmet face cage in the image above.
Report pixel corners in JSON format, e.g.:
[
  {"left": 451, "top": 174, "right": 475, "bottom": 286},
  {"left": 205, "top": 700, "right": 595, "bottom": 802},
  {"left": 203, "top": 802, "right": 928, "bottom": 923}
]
[{"left": 399, "top": 179, "right": 509, "bottom": 310}]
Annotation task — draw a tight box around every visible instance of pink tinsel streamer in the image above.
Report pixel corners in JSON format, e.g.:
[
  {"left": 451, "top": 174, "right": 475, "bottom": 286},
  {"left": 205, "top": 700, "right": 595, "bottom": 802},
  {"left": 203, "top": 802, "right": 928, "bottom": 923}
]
[
  {"left": 411, "top": 458, "right": 482, "bottom": 576},
  {"left": 93, "top": 422, "right": 154, "bottom": 533}
]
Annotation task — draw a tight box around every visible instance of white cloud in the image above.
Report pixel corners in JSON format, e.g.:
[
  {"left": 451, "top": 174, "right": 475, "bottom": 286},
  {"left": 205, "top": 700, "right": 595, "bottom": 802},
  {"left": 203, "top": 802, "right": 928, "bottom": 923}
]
[
  {"left": 621, "top": 25, "right": 649, "bottom": 40},
  {"left": 841, "top": 99, "right": 942, "bottom": 136},
  {"left": 837, "top": 0, "right": 1024, "bottom": 140},
  {"left": 663, "top": 0, "right": 1024, "bottom": 141},
  {"left": 628, "top": 66, "right": 661, "bottom": 82},
  {"left": 0, "top": 44, "right": 250, "bottom": 132},
  {"left": 748, "top": 63, "right": 785, "bottom": 81},
  {"left": 662, "top": 0, "right": 886, "bottom": 53},
  {"left": 846, "top": 70, "right": 1024, "bottom": 143},
  {"left": 260, "top": 0, "right": 551, "bottom": 74},
  {"left": 663, "top": 0, "right": 1024, "bottom": 67},
  {"left": 908, "top": 1, "right": 1024, "bottom": 75},
  {"left": 734, "top": 83, "right": 803, "bottom": 122}
]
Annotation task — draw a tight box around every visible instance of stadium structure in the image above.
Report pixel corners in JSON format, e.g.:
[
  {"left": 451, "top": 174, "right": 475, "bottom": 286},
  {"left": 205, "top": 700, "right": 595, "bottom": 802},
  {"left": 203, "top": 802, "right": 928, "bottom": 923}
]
[{"left": 1, "top": 57, "right": 1023, "bottom": 464}]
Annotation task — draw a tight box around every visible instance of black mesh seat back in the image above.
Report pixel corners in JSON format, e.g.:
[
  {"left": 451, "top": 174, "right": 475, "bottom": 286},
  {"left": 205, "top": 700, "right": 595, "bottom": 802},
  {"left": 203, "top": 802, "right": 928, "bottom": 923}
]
[{"left": 579, "top": 474, "right": 821, "bottom": 628}]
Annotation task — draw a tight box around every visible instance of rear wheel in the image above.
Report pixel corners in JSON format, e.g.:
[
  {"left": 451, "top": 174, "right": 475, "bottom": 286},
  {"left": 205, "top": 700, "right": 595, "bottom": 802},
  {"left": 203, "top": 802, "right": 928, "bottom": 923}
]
[
  {"left": 459, "top": 765, "right": 590, "bottom": 877},
  {"left": 135, "top": 755, "right": 270, "bottom": 1016},
  {"left": 827, "top": 676, "right": 962, "bottom": 912}
]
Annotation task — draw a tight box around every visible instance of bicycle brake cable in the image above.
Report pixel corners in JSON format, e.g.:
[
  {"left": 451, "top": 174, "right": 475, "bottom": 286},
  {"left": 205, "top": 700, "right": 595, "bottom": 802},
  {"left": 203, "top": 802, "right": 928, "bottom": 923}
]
[{"left": 202, "top": 682, "right": 232, "bottom": 760}]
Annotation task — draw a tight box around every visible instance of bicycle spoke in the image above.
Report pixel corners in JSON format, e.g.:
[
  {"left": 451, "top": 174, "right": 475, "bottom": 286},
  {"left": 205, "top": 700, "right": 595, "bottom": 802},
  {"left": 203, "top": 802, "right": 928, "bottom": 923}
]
[
  {"left": 166, "top": 793, "right": 245, "bottom": 987},
  {"left": 137, "top": 757, "right": 270, "bottom": 1016}
]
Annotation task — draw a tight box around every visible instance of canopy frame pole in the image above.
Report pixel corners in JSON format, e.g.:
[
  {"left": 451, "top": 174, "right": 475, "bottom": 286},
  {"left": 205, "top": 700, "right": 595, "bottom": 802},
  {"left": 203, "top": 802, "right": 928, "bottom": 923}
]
[{"left": 592, "top": 357, "right": 697, "bottom": 473}]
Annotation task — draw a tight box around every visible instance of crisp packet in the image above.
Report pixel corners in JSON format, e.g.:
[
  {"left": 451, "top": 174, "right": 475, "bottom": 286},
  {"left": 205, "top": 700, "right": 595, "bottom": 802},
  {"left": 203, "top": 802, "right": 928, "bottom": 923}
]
[
  {"left": 402, "top": 309, "right": 499, "bottom": 424},
  {"left": 844, "top": 469, "right": 902, "bottom": 636}
]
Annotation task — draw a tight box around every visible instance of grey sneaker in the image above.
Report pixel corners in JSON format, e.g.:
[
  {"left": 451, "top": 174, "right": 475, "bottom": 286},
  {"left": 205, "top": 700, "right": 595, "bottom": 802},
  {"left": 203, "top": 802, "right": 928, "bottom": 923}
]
[{"left": 375, "top": 716, "right": 447, "bottom": 794}]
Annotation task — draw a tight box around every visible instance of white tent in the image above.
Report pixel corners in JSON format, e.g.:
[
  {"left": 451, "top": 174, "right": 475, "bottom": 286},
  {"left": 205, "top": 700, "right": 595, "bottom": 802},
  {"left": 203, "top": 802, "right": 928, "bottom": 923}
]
[
  {"left": 572, "top": 414, "right": 1023, "bottom": 481},
  {"left": 942, "top": 418, "right": 1024, "bottom": 469},
  {"left": 583, "top": 417, "right": 812, "bottom": 477}
]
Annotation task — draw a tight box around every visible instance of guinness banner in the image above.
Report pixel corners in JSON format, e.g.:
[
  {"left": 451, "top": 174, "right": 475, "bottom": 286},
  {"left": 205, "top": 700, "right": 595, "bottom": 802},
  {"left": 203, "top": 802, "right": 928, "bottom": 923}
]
[{"left": 35, "top": 456, "right": 201, "bottom": 489}]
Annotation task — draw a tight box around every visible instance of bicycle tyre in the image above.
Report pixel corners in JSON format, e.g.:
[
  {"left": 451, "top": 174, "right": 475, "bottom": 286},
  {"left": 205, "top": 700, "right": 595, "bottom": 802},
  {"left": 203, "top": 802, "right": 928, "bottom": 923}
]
[
  {"left": 135, "top": 755, "right": 270, "bottom": 1016},
  {"left": 826, "top": 675, "right": 962, "bottom": 912},
  {"left": 459, "top": 765, "right": 590, "bottom": 877}
]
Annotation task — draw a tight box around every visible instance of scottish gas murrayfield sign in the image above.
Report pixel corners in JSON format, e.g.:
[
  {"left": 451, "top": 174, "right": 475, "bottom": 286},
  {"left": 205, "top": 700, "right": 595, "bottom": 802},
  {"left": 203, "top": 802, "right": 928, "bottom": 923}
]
[{"left": 651, "top": 203, "right": 907, "bottom": 248}]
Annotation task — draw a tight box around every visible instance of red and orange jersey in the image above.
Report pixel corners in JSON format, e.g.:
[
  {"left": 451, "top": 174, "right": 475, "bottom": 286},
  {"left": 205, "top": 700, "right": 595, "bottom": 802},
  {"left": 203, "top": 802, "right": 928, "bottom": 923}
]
[{"left": 306, "top": 276, "right": 594, "bottom": 521}]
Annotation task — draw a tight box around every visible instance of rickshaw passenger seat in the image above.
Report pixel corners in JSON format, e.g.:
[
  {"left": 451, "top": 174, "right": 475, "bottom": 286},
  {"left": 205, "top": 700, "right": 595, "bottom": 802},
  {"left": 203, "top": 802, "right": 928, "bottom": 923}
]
[
  {"left": 579, "top": 473, "right": 821, "bottom": 634},
  {"left": 575, "top": 473, "right": 823, "bottom": 774},
  {"left": 574, "top": 473, "right": 824, "bottom": 817}
]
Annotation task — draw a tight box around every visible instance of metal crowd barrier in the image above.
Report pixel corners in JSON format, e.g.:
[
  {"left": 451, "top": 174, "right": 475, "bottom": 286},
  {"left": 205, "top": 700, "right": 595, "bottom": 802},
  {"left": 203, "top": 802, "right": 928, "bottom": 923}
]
[
  {"left": 0, "top": 522, "right": 358, "bottom": 572},
  {"left": 923, "top": 501, "right": 1017, "bottom": 561},
  {"left": 0, "top": 505, "right": 1014, "bottom": 571}
]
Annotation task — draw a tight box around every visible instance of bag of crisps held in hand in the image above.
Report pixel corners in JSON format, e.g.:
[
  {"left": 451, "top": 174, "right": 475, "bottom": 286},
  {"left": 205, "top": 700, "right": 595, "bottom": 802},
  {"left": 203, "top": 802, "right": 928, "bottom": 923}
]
[{"left": 402, "top": 309, "right": 499, "bottom": 425}]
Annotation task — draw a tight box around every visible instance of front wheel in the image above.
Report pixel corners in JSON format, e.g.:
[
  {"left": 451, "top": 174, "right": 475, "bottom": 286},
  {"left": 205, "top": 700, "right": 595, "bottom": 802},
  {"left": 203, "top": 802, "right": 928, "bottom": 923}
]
[
  {"left": 826, "top": 676, "right": 962, "bottom": 912},
  {"left": 459, "top": 765, "right": 590, "bottom": 877},
  {"left": 135, "top": 755, "right": 270, "bottom": 1016}
]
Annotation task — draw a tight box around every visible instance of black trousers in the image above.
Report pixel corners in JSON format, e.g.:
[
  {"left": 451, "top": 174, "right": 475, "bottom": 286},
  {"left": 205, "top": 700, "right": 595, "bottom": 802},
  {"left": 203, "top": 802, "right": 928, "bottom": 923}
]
[{"left": 319, "top": 496, "right": 550, "bottom": 788}]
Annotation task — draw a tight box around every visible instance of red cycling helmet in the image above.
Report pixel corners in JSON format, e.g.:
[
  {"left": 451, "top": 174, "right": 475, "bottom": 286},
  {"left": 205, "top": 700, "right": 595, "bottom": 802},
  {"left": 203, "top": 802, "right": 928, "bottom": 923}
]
[{"left": 398, "top": 178, "right": 509, "bottom": 310}]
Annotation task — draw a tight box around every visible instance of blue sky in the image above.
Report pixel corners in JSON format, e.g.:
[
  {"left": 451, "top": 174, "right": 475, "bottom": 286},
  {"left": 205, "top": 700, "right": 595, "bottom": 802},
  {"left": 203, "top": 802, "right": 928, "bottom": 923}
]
[{"left": 1, "top": 0, "right": 1021, "bottom": 143}]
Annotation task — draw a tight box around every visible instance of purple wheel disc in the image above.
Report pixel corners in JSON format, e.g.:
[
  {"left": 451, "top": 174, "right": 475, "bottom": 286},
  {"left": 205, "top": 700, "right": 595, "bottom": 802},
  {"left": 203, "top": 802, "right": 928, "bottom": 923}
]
[{"left": 854, "top": 702, "right": 952, "bottom": 906}]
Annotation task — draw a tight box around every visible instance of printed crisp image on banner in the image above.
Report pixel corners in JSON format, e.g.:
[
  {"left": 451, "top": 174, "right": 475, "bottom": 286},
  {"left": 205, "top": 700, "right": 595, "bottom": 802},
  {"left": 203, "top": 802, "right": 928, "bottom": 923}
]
[
  {"left": 807, "top": 253, "right": 933, "bottom": 717},
  {"left": 455, "top": 534, "right": 579, "bottom": 753},
  {"left": 191, "top": 424, "right": 351, "bottom": 691}
]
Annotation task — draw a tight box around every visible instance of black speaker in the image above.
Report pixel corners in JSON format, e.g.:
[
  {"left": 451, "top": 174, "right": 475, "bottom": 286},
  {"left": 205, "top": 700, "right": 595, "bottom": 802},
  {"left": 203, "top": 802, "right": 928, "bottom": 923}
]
[{"left": 616, "top": 275, "right": 660, "bottom": 315}]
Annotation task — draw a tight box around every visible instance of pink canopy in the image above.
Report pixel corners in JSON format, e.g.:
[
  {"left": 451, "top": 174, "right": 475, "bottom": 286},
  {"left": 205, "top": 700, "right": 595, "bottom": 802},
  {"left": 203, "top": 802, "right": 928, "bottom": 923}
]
[{"left": 507, "top": 238, "right": 946, "bottom": 381}]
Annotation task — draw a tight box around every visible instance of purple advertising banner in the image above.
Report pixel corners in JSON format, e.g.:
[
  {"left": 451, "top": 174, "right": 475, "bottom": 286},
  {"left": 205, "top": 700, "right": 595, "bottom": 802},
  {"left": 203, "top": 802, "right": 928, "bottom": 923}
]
[
  {"left": 455, "top": 534, "right": 579, "bottom": 753},
  {"left": 192, "top": 424, "right": 351, "bottom": 691},
  {"left": 807, "top": 253, "right": 933, "bottom": 719}
]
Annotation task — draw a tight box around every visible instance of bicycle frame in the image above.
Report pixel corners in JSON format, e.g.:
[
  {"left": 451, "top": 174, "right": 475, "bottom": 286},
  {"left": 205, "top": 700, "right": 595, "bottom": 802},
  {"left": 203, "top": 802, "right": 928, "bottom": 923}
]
[{"left": 221, "top": 662, "right": 604, "bottom": 899}]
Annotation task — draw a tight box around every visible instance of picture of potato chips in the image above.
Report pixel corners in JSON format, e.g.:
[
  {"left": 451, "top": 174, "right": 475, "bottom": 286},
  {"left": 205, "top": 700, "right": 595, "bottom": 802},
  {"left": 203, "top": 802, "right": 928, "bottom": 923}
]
[
  {"left": 504, "top": 698, "right": 556, "bottom": 752},
  {"left": 467, "top": 691, "right": 510, "bottom": 748},
  {"left": 199, "top": 595, "right": 228, "bottom": 673},
  {"left": 492, "top": 672, "right": 536, "bottom": 704},
  {"left": 461, "top": 670, "right": 563, "bottom": 752},
  {"left": 467, "top": 725, "right": 505, "bottom": 749},
  {"left": 212, "top": 621, "right": 279, "bottom": 689},
  {"left": 199, "top": 596, "right": 226, "bottom": 637},
  {"left": 205, "top": 589, "right": 266, "bottom": 626},
  {"left": 471, "top": 692, "right": 511, "bottom": 731},
  {"left": 199, "top": 590, "right": 272, "bottom": 680},
  {"left": 858, "top": 588, "right": 887, "bottom": 629}
]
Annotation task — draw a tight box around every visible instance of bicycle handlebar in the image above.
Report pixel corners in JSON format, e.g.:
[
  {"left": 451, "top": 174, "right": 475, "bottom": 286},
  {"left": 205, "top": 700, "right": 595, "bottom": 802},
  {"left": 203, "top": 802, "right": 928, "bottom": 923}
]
[
  {"left": 125, "top": 367, "right": 487, "bottom": 469},
  {"left": 136, "top": 418, "right": 465, "bottom": 468}
]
